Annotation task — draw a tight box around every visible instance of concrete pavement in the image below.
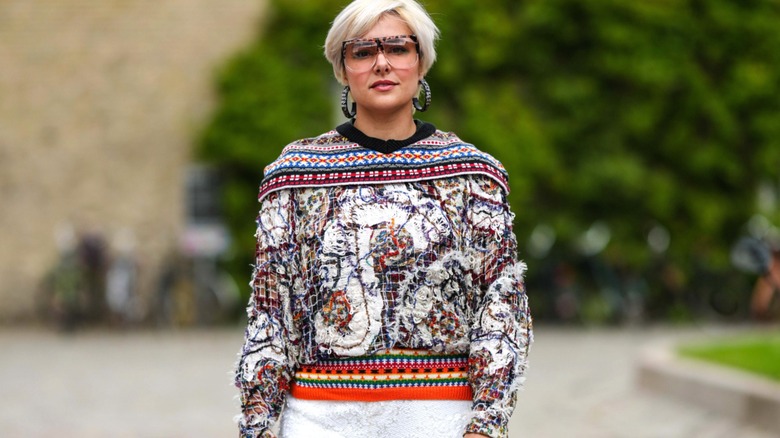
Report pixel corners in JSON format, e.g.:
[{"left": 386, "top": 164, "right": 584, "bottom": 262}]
[
  {"left": 511, "top": 325, "right": 775, "bottom": 438},
  {"left": 0, "top": 324, "right": 775, "bottom": 437}
]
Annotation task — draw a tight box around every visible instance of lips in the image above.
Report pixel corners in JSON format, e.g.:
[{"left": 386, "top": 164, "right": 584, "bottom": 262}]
[{"left": 370, "top": 80, "right": 397, "bottom": 90}]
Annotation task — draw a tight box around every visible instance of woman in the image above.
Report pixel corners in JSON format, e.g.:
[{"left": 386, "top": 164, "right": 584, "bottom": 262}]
[{"left": 235, "top": 1, "right": 532, "bottom": 437}]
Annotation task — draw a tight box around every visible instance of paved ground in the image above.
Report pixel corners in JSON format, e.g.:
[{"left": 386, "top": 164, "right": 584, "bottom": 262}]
[
  {"left": 0, "top": 324, "right": 775, "bottom": 437},
  {"left": 511, "top": 325, "right": 775, "bottom": 438}
]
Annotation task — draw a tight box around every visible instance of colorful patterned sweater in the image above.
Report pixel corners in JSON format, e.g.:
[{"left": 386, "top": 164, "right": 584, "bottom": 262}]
[{"left": 235, "top": 121, "right": 532, "bottom": 438}]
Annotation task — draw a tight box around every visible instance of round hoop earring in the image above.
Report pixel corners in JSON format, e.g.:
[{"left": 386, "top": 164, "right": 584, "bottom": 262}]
[
  {"left": 341, "top": 85, "right": 357, "bottom": 119},
  {"left": 412, "top": 79, "right": 431, "bottom": 112}
]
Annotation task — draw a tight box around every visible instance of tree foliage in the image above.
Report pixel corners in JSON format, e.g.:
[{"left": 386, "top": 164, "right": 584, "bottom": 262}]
[{"left": 198, "top": 0, "right": 780, "bottom": 321}]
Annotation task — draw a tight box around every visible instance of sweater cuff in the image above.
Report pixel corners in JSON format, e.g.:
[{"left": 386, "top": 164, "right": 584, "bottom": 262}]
[
  {"left": 465, "top": 410, "right": 509, "bottom": 438},
  {"left": 239, "top": 424, "right": 276, "bottom": 438},
  {"left": 237, "top": 405, "right": 278, "bottom": 438}
]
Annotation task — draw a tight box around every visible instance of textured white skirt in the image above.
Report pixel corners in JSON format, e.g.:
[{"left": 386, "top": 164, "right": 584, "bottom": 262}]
[{"left": 279, "top": 396, "right": 473, "bottom": 438}]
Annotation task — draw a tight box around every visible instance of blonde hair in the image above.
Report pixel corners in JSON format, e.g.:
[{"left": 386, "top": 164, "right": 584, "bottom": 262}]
[{"left": 324, "top": 0, "right": 440, "bottom": 85}]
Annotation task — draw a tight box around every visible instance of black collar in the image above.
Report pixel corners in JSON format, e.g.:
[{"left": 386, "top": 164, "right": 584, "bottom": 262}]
[{"left": 336, "top": 119, "right": 436, "bottom": 154}]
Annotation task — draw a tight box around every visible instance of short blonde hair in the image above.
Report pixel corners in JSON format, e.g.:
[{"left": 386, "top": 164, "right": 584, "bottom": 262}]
[{"left": 324, "top": 0, "right": 440, "bottom": 85}]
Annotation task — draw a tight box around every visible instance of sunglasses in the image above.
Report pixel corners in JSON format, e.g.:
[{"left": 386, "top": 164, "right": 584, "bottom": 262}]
[{"left": 342, "top": 34, "right": 420, "bottom": 73}]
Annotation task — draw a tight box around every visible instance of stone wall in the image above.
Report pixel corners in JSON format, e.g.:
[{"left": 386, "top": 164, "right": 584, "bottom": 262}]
[{"left": 0, "top": 0, "right": 267, "bottom": 320}]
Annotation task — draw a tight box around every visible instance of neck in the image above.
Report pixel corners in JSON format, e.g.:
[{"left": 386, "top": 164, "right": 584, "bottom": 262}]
[{"left": 353, "top": 110, "right": 416, "bottom": 141}]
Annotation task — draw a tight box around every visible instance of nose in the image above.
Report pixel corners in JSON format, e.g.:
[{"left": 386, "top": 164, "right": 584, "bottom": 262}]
[{"left": 373, "top": 51, "right": 391, "bottom": 72}]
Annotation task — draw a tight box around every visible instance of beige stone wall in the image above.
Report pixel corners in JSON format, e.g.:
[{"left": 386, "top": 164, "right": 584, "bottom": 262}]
[{"left": 0, "top": 0, "right": 267, "bottom": 320}]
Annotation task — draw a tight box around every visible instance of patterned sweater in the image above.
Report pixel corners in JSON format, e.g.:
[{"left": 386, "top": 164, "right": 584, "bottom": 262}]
[{"left": 235, "top": 121, "right": 533, "bottom": 438}]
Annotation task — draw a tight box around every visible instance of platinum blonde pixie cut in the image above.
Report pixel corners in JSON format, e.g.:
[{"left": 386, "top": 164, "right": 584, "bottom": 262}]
[{"left": 324, "top": 0, "right": 440, "bottom": 85}]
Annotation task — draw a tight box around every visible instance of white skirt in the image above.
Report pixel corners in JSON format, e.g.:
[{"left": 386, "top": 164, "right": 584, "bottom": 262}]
[{"left": 279, "top": 396, "right": 473, "bottom": 438}]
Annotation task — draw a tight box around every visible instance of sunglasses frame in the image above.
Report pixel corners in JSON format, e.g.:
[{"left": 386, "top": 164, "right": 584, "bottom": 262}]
[{"left": 341, "top": 34, "right": 420, "bottom": 72}]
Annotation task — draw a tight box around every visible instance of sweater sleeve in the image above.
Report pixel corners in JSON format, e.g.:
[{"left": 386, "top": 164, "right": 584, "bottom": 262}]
[
  {"left": 464, "top": 177, "right": 533, "bottom": 438},
  {"left": 235, "top": 190, "right": 300, "bottom": 438}
]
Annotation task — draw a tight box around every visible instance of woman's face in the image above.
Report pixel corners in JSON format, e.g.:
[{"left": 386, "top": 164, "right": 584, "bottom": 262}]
[{"left": 344, "top": 15, "right": 422, "bottom": 120}]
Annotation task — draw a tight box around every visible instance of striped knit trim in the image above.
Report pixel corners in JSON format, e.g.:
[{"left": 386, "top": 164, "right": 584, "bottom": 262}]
[
  {"left": 290, "top": 349, "right": 473, "bottom": 402},
  {"left": 257, "top": 130, "right": 509, "bottom": 202}
]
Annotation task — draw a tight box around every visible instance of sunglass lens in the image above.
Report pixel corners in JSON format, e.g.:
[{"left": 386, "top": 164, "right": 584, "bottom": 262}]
[{"left": 348, "top": 41, "right": 378, "bottom": 60}]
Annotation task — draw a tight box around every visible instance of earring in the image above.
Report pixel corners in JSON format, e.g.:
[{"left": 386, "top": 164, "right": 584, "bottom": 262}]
[
  {"left": 412, "top": 79, "right": 431, "bottom": 112},
  {"left": 341, "top": 85, "right": 357, "bottom": 118}
]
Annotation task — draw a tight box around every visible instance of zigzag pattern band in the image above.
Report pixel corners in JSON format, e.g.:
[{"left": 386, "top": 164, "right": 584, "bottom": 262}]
[{"left": 291, "top": 348, "right": 473, "bottom": 401}]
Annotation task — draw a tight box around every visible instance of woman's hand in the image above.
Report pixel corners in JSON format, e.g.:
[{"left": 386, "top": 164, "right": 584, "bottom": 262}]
[{"left": 463, "top": 434, "right": 490, "bottom": 438}]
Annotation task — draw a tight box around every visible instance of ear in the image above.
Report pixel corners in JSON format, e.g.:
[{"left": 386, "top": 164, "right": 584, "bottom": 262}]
[{"left": 339, "top": 65, "right": 351, "bottom": 86}]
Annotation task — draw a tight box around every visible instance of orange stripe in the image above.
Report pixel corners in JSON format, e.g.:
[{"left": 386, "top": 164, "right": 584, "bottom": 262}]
[{"left": 290, "top": 384, "right": 472, "bottom": 402}]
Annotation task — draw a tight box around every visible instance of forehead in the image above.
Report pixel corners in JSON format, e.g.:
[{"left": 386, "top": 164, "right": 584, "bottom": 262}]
[{"left": 359, "top": 14, "right": 413, "bottom": 40}]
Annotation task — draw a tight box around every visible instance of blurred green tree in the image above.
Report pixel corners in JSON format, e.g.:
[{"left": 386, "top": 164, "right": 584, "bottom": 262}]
[
  {"left": 198, "top": 0, "right": 780, "bottom": 321},
  {"left": 197, "top": 0, "right": 343, "bottom": 286}
]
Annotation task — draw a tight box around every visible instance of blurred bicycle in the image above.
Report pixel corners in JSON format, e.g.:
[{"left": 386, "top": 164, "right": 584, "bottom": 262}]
[
  {"left": 37, "top": 225, "right": 108, "bottom": 331},
  {"left": 153, "top": 165, "right": 241, "bottom": 327},
  {"left": 154, "top": 225, "right": 240, "bottom": 327}
]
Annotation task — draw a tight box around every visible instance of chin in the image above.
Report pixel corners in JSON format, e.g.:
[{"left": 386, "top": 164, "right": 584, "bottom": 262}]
[{"left": 363, "top": 100, "right": 413, "bottom": 114}]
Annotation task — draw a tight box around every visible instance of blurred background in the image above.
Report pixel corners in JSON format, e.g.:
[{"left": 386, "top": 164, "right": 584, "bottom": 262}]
[
  {"left": 0, "top": 0, "right": 267, "bottom": 327},
  {"left": 4, "top": 0, "right": 777, "bottom": 328},
  {"left": 1, "top": 0, "right": 779, "bottom": 436},
  {"left": 195, "top": 0, "right": 780, "bottom": 328}
]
